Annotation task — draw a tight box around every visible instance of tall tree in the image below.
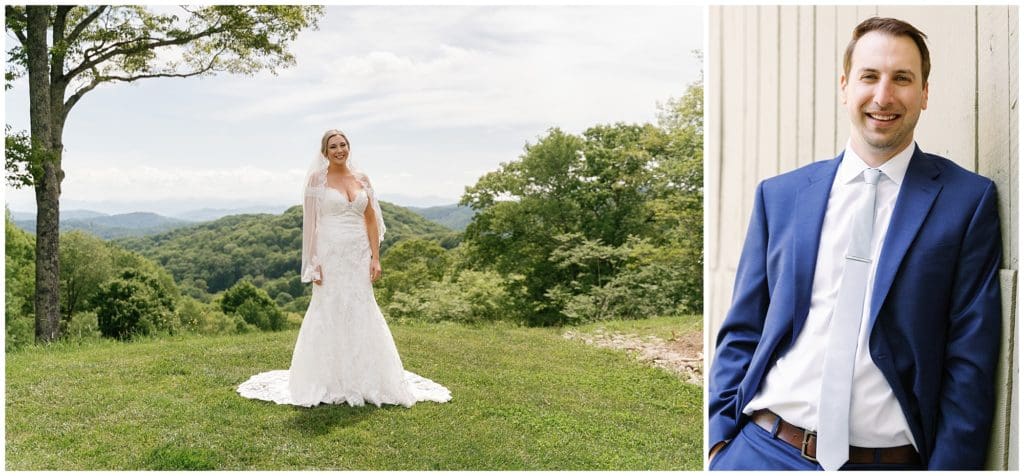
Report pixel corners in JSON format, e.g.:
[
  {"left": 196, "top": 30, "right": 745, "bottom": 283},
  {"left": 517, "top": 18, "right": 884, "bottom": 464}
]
[
  {"left": 460, "top": 80, "right": 704, "bottom": 325},
  {"left": 4, "top": 5, "right": 323, "bottom": 342}
]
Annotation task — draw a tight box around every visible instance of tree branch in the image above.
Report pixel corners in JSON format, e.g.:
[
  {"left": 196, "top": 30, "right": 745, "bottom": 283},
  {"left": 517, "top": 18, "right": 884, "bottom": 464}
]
[
  {"left": 54, "top": 6, "right": 71, "bottom": 33},
  {"left": 51, "top": 6, "right": 70, "bottom": 87},
  {"left": 5, "top": 6, "right": 28, "bottom": 45},
  {"left": 62, "top": 66, "right": 103, "bottom": 120},
  {"left": 82, "top": 35, "right": 173, "bottom": 63},
  {"left": 102, "top": 69, "right": 215, "bottom": 82},
  {"left": 63, "top": 6, "right": 107, "bottom": 46},
  {"left": 64, "top": 26, "right": 226, "bottom": 82},
  {"left": 63, "top": 47, "right": 225, "bottom": 119}
]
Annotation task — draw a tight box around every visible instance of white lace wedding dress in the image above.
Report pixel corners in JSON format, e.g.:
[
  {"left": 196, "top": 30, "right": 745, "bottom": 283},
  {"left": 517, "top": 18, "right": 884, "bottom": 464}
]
[{"left": 237, "top": 186, "right": 451, "bottom": 407}]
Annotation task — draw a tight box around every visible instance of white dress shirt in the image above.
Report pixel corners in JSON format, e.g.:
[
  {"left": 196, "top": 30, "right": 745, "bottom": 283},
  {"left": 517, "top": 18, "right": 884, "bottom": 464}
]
[{"left": 743, "top": 141, "right": 918, "bottom": 449}]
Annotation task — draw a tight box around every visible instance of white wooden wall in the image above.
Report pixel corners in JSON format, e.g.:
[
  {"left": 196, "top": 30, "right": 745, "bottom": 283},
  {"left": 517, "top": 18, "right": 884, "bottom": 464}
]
[{"left": 706, "top": 5, "right": 1019, "bottom": 469}]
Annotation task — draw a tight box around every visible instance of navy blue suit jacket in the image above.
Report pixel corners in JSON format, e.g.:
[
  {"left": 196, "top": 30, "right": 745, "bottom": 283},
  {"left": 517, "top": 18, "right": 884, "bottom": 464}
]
[{"left": 708, "top": 147, "right": 1003, "bottom": 470}]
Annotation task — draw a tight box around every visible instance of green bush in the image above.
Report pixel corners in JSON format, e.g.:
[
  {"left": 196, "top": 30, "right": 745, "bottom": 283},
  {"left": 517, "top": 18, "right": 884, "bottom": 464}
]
[
  {"left": 282, "top": 295, "right": 311, "bottom": 314},
  {"left": 63, "top": 311, "right": 102, "bottom": 340},
  {"left": 95, "top": 270, "right": 177, "bottom": 340},
  {"left": 200, "top": 308, "right": 254, "bottom": 335},
  {"left": 6, "top": 209, "right": 36, "bottom": 326},
  {"left": 175, "top": 297, "right": 205, "bottom": 333},
  {"left": 274, "top": 292, "right": 293, "bottom": 307},
  {"left": 384, "top": 270, "right": 522, "bottom": 324},
  {"left": 176, "top": 296, "right": 256, "bottom": 335},
  {"left": 236, "top": 299, "right": 285, "bottom": 331},
  {"left": 219, "top": 280, "right": 284, "bottom": 331},
  {"left": 546, "top": 235, "right": 694, "bottom": 323},
  {"left": 377, "top": 238, "right": 449, "bottom": 302},
  {"left": 6, "top": 315, "right": 35, "bottom": 351}
]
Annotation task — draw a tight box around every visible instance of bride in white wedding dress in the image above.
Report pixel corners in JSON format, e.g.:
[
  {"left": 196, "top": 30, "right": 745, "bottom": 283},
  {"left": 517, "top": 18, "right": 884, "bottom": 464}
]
[{"left": 237, "top": 129, "right": 451, "bottom": 408}]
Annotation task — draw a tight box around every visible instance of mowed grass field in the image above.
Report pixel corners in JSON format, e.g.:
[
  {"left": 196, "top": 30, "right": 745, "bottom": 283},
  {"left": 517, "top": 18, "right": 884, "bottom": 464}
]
[{"left": 6, "top": 317, "right": 702, "bottom": 470}]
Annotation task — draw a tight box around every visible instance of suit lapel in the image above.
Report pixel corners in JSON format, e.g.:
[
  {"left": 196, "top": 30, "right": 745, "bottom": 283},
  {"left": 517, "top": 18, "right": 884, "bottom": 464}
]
[
  {"left": 868, "top": 147, "right": 943, "bottom": 332},
  {"left": 791, "top": 154, "right": 843, "bottom": 343}
]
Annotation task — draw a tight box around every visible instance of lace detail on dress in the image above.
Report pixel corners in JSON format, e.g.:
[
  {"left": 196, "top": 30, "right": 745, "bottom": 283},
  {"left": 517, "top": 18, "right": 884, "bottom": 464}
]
[
  {"left": 237, "top": 370, "right": 452, "bottom": 407},
  {"left": 238, "top": 187, "right": 451, "bottom": 408}
]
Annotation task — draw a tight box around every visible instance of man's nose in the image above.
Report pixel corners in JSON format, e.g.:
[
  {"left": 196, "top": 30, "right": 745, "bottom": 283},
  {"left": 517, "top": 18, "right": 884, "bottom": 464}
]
[{"left": 872, "top": 78, "right": 896, "bottom": 107}]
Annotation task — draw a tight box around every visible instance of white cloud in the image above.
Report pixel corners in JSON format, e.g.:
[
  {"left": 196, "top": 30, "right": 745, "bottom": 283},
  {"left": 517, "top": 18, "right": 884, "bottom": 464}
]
[
  {"left": 209, "top": 5, "right": 700, "bottom": 131},
  {"left": 62, "top": 165, "right": 307, "bottom": 202},
  {"left": 4, "top": 5, "right": 702, "bottom": 213}
]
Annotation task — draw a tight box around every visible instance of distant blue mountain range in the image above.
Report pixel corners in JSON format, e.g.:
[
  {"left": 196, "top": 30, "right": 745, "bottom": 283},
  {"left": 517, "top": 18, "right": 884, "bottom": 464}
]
[{"left": 10, "top": 203, "right": 474, "bottom": 239}]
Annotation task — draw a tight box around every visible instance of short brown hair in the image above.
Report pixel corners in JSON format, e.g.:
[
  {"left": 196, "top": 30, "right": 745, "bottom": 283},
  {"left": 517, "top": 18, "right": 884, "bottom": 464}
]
[
  {"left": 320, "top": 129, "right": 349, "bottom": 157},
  {"left": 843, "top": 17, "right": 930, "bottom": 85}
]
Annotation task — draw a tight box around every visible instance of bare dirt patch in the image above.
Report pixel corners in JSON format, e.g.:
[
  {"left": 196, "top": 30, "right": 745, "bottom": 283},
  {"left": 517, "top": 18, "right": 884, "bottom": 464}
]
[{"left": 563, "top": 328, "right": 703, "bottom": 385}]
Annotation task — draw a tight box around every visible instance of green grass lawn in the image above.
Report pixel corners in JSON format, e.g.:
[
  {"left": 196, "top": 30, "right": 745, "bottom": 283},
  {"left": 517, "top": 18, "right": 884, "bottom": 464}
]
[
  {"left": 6, "top": 317, "right": 701, "bottom": 470},
  {"left": 569, "top": 315, "right": 701, "bottom": 340}
]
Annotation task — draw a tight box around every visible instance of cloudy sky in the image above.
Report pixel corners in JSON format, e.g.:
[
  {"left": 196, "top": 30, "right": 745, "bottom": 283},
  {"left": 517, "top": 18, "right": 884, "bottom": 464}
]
[{"left": 5, "top": 5, "right": 703, "bottom": 215}]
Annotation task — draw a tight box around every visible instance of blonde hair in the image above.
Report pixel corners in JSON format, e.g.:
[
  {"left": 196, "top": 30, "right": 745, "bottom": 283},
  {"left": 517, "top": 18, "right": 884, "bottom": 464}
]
[{"left": 320, "top": 129, "right": 350, "bottom": 157}]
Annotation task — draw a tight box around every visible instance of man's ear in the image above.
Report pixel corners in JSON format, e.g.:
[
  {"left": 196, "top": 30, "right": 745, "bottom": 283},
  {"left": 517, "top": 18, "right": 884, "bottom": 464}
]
[
  {"left": 840, "top": 74, "right": 848, "bottom": 105},
  {"left": 921, "top": 81, "right": 929, "bottom": 111}
]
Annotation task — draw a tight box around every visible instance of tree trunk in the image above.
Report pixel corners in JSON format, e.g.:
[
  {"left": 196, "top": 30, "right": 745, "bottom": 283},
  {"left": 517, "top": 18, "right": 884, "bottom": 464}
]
[{"left": 26, "top": 5, "right": 61, "bottom": 343}]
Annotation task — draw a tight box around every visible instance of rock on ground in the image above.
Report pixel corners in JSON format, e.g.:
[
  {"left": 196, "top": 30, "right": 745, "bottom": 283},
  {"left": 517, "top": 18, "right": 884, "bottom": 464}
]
[{"left": 563, "top": 327, "right": 703, "bottom": 386}]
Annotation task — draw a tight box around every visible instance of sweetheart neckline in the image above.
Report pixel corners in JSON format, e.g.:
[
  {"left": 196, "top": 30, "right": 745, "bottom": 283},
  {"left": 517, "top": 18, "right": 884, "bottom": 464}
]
[{"left": 326, "top": 186, "right": 365, "bottom": 204}]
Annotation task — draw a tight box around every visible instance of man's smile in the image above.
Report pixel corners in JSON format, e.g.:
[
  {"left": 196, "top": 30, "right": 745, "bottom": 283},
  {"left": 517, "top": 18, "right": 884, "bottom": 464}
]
[{"left": 865, "top": 112, "right": 900, "bottom": 122}]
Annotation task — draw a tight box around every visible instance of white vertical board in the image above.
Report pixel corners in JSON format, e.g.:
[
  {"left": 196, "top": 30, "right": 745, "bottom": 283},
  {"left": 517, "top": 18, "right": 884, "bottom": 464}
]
[
  {"left": 814, "top": 6, "right": 838, "bottom": 161},
  {"left": 779, "top": 6, "right": 799, "bottom": 174},
  {"left": 877, "top": 6, "right": 977, "bottom": 170},
  {"left": 758, "top": 6, "right": 780, "bottom": 180},
  {"left": 797, "top": 6, "right": 816, "bottom": 167}
]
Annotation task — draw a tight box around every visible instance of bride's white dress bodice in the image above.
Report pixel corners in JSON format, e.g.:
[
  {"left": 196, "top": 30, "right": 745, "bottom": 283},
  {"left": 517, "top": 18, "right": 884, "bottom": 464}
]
[{"left": 317, "top": 187, "right": 372, "bottom": 276}]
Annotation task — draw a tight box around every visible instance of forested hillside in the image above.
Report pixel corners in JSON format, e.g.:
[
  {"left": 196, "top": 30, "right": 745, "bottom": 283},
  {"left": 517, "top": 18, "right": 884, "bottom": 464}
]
[
  {"left": 116, "top": 202, "right": 457, "bottom": 301},
  {"left": 406, "top": 204, "right": 476, "bottom": 231}
]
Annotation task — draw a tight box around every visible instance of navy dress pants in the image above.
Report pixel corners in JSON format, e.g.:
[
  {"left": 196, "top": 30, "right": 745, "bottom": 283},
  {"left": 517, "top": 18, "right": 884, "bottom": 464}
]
[{"left": 709, "top": 420, "right": 924, "bottom": 471}]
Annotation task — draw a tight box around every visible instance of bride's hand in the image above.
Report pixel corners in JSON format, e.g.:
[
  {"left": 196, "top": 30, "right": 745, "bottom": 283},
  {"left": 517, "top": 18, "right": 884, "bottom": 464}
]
[
  {"left": 370, "top": 258, "right": 382, "bottom": 283},
  {"left": 313, "top": 265, "right": 323, "bottom": 286}
]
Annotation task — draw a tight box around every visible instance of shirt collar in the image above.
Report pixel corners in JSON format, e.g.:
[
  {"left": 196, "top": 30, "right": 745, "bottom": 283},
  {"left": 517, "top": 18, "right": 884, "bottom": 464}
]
[{"left": 837, "top": 140, "right": 915, "bottom": 186}]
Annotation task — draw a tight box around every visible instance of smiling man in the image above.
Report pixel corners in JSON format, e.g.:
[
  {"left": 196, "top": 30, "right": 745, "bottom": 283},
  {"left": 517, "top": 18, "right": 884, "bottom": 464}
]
[{"left": 708, "top": 17, "right": 1002, "bottom": 470}]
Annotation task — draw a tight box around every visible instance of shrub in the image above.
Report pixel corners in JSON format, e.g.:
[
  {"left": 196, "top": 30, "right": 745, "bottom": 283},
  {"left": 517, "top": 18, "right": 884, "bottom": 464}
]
[
  {"left": 95, "top": 270, "right": 177, "bottom": 340},
  {"left": 219, "top": 280, "right": 284, "bottom": 331},
  {"left": 384, "top": 270, "right": 523, "bottom": 324},
  {"left": 175, "top": 296, "right": 254, "bottom": 335},
  {"left": 236, "top": 299, "right": 285, "bottom": 331},
  {"left": 6, "top": 315, "right": 34, "bottom": 351},
  {"left": 63, "top": 311, "right": 101, "bottom": 340},
  {"left": 546, "top": 235, "right": 694, "bottom": 323},
  {"left": 274, "top": 292, "right": 293, "bottom": 307},
  {"left": 283, "top": 295, "right": 311, "bottom": 313},
  {"left": 377, "top": 238, "right": 449, "bottom": 302},
  {"left": 201, "top": 308, "right": 254, "bottom": 335},
  {"left": 5, "top": 282, "right": 35, "bottom": 351},
  {"left": 175, "top": 298, "right": 205, "bottom": 333}
]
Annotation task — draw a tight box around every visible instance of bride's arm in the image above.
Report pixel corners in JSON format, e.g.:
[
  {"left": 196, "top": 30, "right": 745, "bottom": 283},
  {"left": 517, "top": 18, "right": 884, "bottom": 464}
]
[
  {"left": 364, "top": 204, "right": 382, "bottom": 282},
  {"left": 359, "top": 172, "right": 384, "bottom": 283},
  {"left": 301, "top": 175, "right": 322, "bottom": 285},
  {"left": 364, "top": 172, "right": 387, "bottom": 282}
]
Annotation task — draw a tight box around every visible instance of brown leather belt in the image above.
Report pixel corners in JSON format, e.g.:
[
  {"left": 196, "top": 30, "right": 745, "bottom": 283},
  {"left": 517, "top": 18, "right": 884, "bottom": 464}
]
[{"left": 751, "top": 409, "right": 921, "bottom": 465}]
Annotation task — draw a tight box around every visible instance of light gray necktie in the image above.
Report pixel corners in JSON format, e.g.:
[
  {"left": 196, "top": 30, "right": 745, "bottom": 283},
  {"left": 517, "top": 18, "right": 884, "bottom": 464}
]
[{"left": 817, "top": 168, "right": 882, "bottom": 471}]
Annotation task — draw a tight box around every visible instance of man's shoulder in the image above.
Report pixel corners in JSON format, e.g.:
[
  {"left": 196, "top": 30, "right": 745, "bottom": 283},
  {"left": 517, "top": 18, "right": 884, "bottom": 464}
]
[
  {"left": 917, "top": 151, "right": 995, "bottom": 190},
  {"left": 759, "top": 157, "right": 840, "bottom": 192}
]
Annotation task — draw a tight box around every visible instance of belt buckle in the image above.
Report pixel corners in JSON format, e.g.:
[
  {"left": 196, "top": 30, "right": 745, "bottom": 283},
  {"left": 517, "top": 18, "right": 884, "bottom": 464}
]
[{"left": 800, "top": 430, "right": 818, "bottom": 462}]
